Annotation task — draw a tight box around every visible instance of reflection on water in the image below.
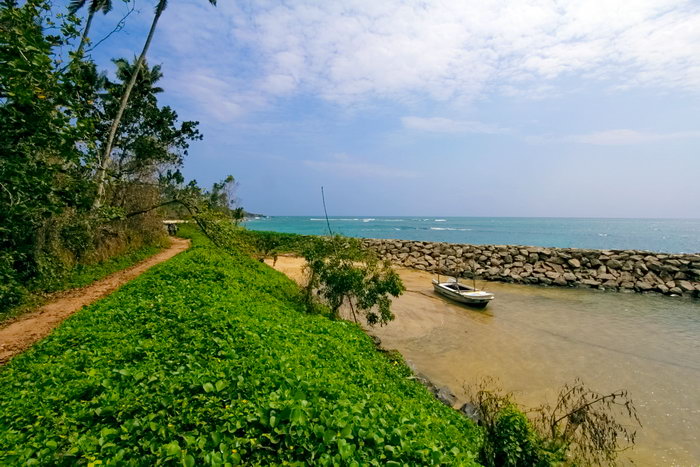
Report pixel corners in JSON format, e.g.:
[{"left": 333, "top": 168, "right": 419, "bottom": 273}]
[{"left": 269, "top": 257, "right": 700, "bottom": 466}]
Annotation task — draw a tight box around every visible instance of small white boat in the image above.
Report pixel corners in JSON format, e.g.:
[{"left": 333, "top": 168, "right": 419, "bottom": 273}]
[{"left": 432, "top": 278, "right": 494, "bottom": 308}]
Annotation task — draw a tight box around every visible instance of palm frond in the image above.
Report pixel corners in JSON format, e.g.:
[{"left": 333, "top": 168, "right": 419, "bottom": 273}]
[
  {"left": 98, "top": 0, "right": 113, "bottom": 14},
  {"left": 67, "top": 0, "right": 87, "bottom": 14}
]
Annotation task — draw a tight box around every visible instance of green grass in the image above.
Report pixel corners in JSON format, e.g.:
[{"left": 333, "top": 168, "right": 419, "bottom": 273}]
[
  {"left": 64, "top": 244, "right": 165, "bottom": 290},
  {"left": 0, "top": 243, "right": 166, "bottom": 325},
  {"left": 0, "top": 228, "right": 482, "bottom": 465}
]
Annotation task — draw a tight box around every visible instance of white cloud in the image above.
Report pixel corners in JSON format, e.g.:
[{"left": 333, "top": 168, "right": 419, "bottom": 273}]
[
  {"left": 303, "top": 154, "right": 417, "bottom": 179},
  {"left": 567, "top": 129, "right": 700, "bottom": 145},
  {"left": 402, "top": 116, "right": 507, "bottom": 134},
  {"left": 162, "top": 68, "right": 266, "bottom": 122},
  {"left": 157, "top": 0, "right": 700, "bottom": 120}
]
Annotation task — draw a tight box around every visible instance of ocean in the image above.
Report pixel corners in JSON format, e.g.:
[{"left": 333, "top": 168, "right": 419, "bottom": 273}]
[{"left": 244, "top": 216, "right": 700, "bottom": 254}]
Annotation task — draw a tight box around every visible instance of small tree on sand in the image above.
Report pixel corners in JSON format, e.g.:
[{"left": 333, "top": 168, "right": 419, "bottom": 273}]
[{"left": 302, "top": 235, "right": 404, "bottom": 326}]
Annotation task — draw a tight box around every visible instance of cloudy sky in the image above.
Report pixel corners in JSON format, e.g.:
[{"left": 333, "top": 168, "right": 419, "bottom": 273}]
[{"left": 84, "top": 0, "right": 700, "bottom": 217}]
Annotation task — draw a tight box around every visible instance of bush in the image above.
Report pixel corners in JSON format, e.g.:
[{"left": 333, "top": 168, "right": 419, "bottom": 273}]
[
  {"left": 301, "top": 235, "right": 405, "bottom": 326},
  {"left": 469, "top": 377, "right": 639, "bottom": 466},
  {"left": 0, "top": 252, "right": 25, "bottom": 312}
]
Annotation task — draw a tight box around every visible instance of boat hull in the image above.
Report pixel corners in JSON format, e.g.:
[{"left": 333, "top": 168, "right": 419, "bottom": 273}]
[{"left": 432, "top": 280, "right": 494, "bottom": 308}]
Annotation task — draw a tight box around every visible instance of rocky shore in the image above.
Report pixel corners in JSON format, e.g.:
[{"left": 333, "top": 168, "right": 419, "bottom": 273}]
[{"left": 362, "top": 238, "right": 700, "bottom": 297}]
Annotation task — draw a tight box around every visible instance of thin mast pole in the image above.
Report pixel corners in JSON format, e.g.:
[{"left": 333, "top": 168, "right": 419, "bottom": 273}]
[{"left": 321, "top": 186, "right": 333, "bottom": 235}]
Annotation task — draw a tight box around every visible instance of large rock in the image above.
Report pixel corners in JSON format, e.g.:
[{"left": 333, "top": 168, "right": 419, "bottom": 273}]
[
  {"left": 677, "top": 280, "right": 695, "bottom": 292},
  {"left": 563, "top": 272, "right": 577, "bottom": 281},
  {"left": 606, "top": 259, "right": 623, "bottom": 269},
  {"left": 567, "top": 258, "right": 581, "bottom": 268},
  {"left": 459, "top": 402, "right": 482, "bottom": 424},
  {"left": 435, "top": 386, "right": 457, "bottom": 407}
]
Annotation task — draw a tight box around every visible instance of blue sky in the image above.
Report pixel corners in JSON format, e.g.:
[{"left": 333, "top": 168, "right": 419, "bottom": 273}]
[{"left": 81, "top": 0, "right": 700, "bottom": 217}]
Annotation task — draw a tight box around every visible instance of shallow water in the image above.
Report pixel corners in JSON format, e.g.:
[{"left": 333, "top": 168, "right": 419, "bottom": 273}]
[{"left": 270, "top": 257, "right": 700, "bottom": 466}]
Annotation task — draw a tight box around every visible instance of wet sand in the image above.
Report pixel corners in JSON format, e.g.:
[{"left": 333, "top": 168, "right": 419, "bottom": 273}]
[{"left": 268, "top": 255, "right": 700, "bottom": 466}]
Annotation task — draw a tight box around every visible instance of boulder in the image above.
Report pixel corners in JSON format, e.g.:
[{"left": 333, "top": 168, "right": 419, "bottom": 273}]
[
  {"left": 568, "top": 258, "right": 581, "bottom": 268},
  {"left": 554, "top": 276, "right": 568, "bottom": 286},
  {"left": 459, "top": 402, "right": 482, "bottom": 424},
  {"left": 677, "top": 280, "right": 695, "bottom": 292},
  {"left": 606, "top": 259, "right": 623, "bottom": 269},
  {"left": 563, "top": 272, "right": 577, "bottom": 281},
  {"left": 635, "top": 281, "right": 653, "bottom": 291},
  {"left": 435, "top": 386, "right": 457, "bottom": 407}
]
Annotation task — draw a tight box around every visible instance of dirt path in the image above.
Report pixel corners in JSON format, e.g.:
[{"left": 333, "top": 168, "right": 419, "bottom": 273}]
[{"left": 0, "top": 237, "right": 191, "bottom": 365}]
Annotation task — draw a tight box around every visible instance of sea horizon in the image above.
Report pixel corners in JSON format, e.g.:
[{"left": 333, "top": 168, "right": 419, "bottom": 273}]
[{"left": 245, "top": 216, "right": 700, "bottom": 254}]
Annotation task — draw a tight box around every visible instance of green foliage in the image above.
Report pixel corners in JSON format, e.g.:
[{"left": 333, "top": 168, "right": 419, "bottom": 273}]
[
  {"left": 302, "top": 235, "right": 405, "bottom": 326},
  {"left": 65, "top": 243, "right": 164, "bottom": 289},
  {"left": 470, "top": 377, "right": 639, "bottom": 466},
  {"left": 0, "top": 0, "right": 200, "bottom": 315},
  {"left": 472, "top": 382, "right": 565, "bottom": 467},
  {"left": 233, "top": 230, "right": 308, "bottom": 262},
  {"left": 0, "top": 243, "right": 166, "bottom": 324},
  {"left": 0, "top": 232, "right": 481, "bottom": 465}
]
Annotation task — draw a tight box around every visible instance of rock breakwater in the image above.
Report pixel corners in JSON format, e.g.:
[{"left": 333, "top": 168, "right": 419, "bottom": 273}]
[{"left": 362, "top": 238, "right": 700, "bottom": 297}]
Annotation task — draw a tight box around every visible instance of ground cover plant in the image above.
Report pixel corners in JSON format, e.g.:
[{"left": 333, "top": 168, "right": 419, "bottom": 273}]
[
  {"left": 0, "top": 228, "right": 482, "bottom": 465},
  {"left": 0, "top": 242, "right": 165, "bottom": 324}
]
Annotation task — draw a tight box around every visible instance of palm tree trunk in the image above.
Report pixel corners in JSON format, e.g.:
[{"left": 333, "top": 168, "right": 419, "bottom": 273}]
[
  {"left": 75, "top": 9, "right": 95, "bottom": 57},
  {"left": 92, "top": 0, "right": 165, "bottom": 209}
]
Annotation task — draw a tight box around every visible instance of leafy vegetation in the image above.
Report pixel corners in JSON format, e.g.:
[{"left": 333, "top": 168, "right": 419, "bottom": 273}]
[
  {"left": 301, "top": 235, "right": 405, "bottom": 326},
  {"left": 0, "top": 228, "right": 481, "bottom": 465},
  {"left": 0, "top": 0, "right": 226, "bottom": 316},
  {"left": 0, "top": 242, "right": 165, "bottom": 324},
  {"left": 468, "top": 378, "right": 640, "bottom": 466}
]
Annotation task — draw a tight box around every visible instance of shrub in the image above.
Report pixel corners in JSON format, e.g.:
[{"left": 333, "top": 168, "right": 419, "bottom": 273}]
[
  {"left": 469, "top": 378, "right": 639, "bottom": 466},
  {"left": 301, "top": 235, "right": 405, "bottom": 326}
]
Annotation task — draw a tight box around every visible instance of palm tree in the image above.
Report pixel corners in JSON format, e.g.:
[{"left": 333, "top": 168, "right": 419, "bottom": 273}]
[
  {"left": 68, "top": 0, "right": 113, "bottom": 57},
  {"left": 93, "top": 0, "right": 217, "bottom": 209}
]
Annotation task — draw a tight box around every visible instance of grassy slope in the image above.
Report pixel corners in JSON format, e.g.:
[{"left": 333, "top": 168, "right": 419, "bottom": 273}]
[{"left": 0, "top": 230, "right": 481, "bottom": 465}]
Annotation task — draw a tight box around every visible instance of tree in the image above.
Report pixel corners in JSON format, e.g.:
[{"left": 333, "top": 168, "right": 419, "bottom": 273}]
[
  {"left": 0, "top": 0, "right": 93, "bottom": 307},
  {"left": 93, "top": 0, "right": 217, "bottom": 209},
  {"left": 93, "top": 57, "right": 201, "bottom": 209},
  {"left": 301, "top": 235, "right": 405, "bottom": 325},
  {"left": 68, "top": 0, "right": 113, "bottom": 58}
]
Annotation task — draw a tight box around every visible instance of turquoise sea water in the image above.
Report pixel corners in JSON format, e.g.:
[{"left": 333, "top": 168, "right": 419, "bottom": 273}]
[{"left": 245, "top": 217, "right": 700, "bottom": 253}]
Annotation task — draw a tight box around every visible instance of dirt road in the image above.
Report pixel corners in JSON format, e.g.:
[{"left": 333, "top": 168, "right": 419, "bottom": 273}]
[{"left": 0, "top": 237, "right": 190, "bottom": 365}]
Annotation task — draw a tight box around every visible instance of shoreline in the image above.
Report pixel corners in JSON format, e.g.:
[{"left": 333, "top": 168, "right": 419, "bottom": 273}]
[{"left": 266, "top": 254, "right": 700, "bottom": 466}]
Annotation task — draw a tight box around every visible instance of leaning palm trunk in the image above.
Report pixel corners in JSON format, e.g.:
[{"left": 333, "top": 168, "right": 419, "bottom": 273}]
[
  {"left": 92, "top": 0, "right": 165, "bottom": 209},
  {"left": 75, "top": 9, "right": 95, "bottom": 57}
]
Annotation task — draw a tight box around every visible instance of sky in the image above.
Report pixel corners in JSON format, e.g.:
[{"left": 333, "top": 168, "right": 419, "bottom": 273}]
[{"left": 81, "top": 0, "right": 700, "bottom": 217}]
